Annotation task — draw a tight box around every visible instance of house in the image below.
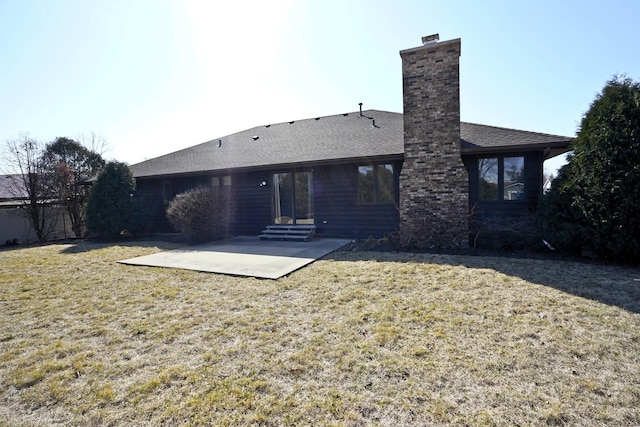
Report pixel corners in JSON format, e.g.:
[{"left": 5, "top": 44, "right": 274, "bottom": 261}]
[
  {"left": 0, "top": 174, "right": 36, "bottom": 243},
  {"left": 0, "top": 174, "right": 73, "bottom": 243},
  {"left": 129, "top": 34, "right": 571, "bottom": 247}
]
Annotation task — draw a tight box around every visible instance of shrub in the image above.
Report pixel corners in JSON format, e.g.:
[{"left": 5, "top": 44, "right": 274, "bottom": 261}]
[
  {"left": 392, "top": 214, "right": 469, "bottom": 250},
  {"left": 166, "top": 186, "right": 233, "bottom": 243},
  {"left": 470, "top": 211, "right": 541, "bottom": 251}
]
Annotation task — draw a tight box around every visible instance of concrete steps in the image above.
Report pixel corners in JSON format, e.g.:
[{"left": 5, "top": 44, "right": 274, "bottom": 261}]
[{"left": 259, "top": 224, "right": 316, "bottom": 241}]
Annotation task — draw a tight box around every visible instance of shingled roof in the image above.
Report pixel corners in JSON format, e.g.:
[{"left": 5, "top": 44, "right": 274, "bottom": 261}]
[
  {"left": 130, "top": 109, "right": 571, "bottom": 178},
  {"left": 0, "top": 174, "right": 26, "bottom": 200},
  {"left": 460, "top": 122, "right": 572, "bottom": 155}
]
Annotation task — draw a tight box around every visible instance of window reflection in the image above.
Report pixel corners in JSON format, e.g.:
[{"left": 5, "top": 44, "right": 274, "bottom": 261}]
[
  {"left": 358, "top": 164, "right": 395, "bottom": 204},
  {"left": 479, "top": 158, "right": 498, "bottom": 201},
  {"left": 503, "top": 157, "right": 524, "bottom": 200},
  {"left": 478, "top": 157, "right": 525, "bottom": 201}
]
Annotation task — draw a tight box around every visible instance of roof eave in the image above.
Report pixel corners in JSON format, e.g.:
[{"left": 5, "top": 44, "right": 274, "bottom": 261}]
[
  {"left": 461, "top": 140, "right": 572, "bottom": 156},
  {"left": 133, "top": 153, "right": 405, "bottom": 180}
]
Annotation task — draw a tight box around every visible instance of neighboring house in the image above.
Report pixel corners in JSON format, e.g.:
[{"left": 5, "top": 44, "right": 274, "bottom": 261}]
[
  {"left": 129, "top": 34, "right": 571, "bottom": 246},
  {"left": 0, "top": 174, "right": 27, "bottom": 201},
  {"left": 0, "top": 174, "right": 73, "bottom": 244}
]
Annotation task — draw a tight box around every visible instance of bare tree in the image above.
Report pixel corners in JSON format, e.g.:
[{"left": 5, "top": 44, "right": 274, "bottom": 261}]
[
  {"left": 3, "top": 135, "right": 58, "bottom": 241},
  {"left": 76, "top": 132, "right": 110, "bottom": 158}
]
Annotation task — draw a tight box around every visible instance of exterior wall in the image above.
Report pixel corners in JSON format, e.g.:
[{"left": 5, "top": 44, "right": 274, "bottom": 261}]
[
  {"left": 0, "top": 206, "right": 74, "bottom": 244},
  {"left": 136, "top": 176, "right": 213, "bottom": 233},
  {"left": 314, "top": 163, "right": 400, "bottom": 239},
  {"left": 136, "top": 179, "right": 170, "bottom": 232},
  {"left": 136, "top": 173, "right": 272, "bottom": 235},
  {"left": 136, "top": 162, "right": 401, "bottom": 239},
  {"left": 230, "top": 170, "right": 272, "bottom": 235},
  {"left": 465, "top": 151, "right": 544, "bottom": 249},
  {"left": 399, "top": 35, "right": 469, "bottom": 247}
]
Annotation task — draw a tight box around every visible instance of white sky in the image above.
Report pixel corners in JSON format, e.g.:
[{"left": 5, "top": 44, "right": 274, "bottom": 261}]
[{"left": 1, "top": 0, "right": 639, "bottom": 176}]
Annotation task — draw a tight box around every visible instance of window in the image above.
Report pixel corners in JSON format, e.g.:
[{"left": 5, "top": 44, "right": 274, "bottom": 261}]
[
  {"left": 376, "top": 164, "right": 394, "bottom": 203},
  {"left": 358, "top": 166, "right": 374, "bottom": 203},
  {"left": 479, "top": 158, "right": 498, "bottom": 201},
  {"left": 478, "top": 156, "right": 525, "bottom": 201},
  {"left": 358, "top": 163, "right": 395, "bottom": 204},
  {"left": 211, "top": 175, "right": 232, "bottom": 187},
  {"left": 162, "top": 180, "right": 173, "bottom": 203},
  {"left": 503, "top": 157, "right": 525, "bottom": 200}
]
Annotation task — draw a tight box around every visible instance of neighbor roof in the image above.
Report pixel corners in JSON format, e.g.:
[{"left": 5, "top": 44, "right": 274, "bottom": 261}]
[
  {"left": 0, "top": 174, "right": 27, "bottom": 200},
  {"left": 130, "top": 109, "right": 571, "bottom": 178}
]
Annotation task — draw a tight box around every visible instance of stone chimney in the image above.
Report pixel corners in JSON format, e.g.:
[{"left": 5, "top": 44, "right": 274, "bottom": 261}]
[{"left": 398, "top": 34, "right": 469, "bottom": 248}]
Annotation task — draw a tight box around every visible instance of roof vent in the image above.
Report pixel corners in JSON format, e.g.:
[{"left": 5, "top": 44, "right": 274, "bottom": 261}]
[
  {"left": 265, "top": 124, "right": 271, "bottom": 128},
  {"left": 252, "top": 136, "right": 259, "bottom": 141},
  {"left": 422, "top": 34, "right": 439, "bottom": 45},
  {"left": 359, "top": 102, "right": 363, "bottom": 117},
  {"left": 289, "top": 121, "right": 295, "bottom": 124},
  {"left": 342, "top": 113, "right": 349, "bottom": 116},
  {"left": 315, "top": 117, "right": 320, "bottom": 121},
  {"left": 217, "top": 139, "right": 222, "bottom": 147}
]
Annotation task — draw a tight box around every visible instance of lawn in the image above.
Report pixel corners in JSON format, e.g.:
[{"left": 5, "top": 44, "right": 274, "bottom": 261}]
[{"left": 0, "top": 240, "right": 639, "bottom": 426}]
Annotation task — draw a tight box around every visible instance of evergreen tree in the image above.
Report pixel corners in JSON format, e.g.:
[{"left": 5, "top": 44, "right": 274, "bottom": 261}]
[
  {"left": 546, "top": 76, "right": 640, "bottom": 260},
  {"left": 542, "top": 164, "right": 586, "bottom": 252},
  {"left": 85, "top": 162, "right": 147, "bottom": 239}
]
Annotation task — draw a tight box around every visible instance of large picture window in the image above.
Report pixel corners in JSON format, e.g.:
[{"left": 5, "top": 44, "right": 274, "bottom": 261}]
[
  {"left": 358, "top": 163, "right": 395, "bottom": 204},
  {"left": 479, "top": 156, "right": 525, "bottom": 201}
]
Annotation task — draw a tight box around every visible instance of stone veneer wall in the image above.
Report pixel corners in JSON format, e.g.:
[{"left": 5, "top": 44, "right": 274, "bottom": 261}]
[{"left": 398, "top": 35, "right": 469, "bottom": 248}]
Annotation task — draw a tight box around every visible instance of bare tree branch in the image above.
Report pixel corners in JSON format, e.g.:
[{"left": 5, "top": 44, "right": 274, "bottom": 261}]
[
  {"left": 3, "top": 134, "right": 58, "bottom": 241},
  {"left": 75, "top": 131, "right": 111, "bottom": 158}
]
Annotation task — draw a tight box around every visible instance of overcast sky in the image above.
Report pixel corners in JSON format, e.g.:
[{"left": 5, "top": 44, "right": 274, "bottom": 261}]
[{"left": 1, "top": 0, "right": 639, "bottom": 175}]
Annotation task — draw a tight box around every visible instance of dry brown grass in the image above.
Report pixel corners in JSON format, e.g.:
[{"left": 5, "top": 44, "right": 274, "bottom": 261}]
[{"left": 1, "top": 240, "right": 639, "bottom": 426}]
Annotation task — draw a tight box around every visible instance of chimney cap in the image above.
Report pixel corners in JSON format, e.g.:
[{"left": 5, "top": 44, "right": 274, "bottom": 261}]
[
  {"left": 422, "top": 34, "right": 440, "bottom": 45},
  {"left": 400, "top": 34, "right": 460, "bottom": 57}
]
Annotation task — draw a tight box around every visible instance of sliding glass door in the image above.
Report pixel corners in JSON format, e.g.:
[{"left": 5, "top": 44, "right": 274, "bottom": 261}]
[{"left": 273, "top": 171, "right": 314, "bottom": 224}]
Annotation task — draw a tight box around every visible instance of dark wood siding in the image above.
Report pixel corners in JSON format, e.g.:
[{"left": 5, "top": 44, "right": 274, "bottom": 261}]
[
  {"left": 138, "top": 152, "right": 545, "bottom": 245},
  {"left": 314, "top": 163, "right": 400, "bottom": 238},
  {"left": 136, "top": 176, "right": 211, "bottom": 233},
  {"left": 464, "top": 151, "right": 544, "bottom": 248},
  {"left": 136, "top": 178, "right": 172, "bottom": 232},
  {"left": 137, "top": 172, "right": 272, "bottom": 235},
  {"left": 137, "top": 162, "right": 400, "bottom": 239},
  {"left": 229, "top": 171, "right": 272, "bottom": 235}
]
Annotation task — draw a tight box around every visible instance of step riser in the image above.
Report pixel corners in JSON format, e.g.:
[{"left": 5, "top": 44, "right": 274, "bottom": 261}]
[
  {"left": 259, "top": 236, "right": 310, "bottom": 241},
  {"left": 265, "top": 227, "right": 316, "bottom": 231},
  {"left": 259, "top": 224, "right": 316, "bottom": 242}
]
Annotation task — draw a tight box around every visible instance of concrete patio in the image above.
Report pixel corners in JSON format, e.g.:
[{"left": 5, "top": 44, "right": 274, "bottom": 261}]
[{"left": 118, "top": 236, "right": 351, "bottom": 279}]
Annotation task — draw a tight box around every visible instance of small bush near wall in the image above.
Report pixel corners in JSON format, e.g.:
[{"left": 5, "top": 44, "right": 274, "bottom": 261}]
[
  {"left": 166, "top": 186, "right": 233, "bottom": 243},
  {"left": 469, "top": 211, "right": 541, "bottom": 251},
  {"left": 392, "top": 214, "right": 469, "bottom": 250}
]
